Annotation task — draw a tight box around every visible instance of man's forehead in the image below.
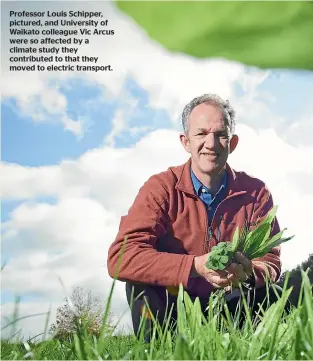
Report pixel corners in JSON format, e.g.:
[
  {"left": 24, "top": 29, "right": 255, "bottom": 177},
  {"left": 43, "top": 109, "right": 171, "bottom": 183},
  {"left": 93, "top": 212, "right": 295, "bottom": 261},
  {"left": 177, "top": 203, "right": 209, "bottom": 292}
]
[
  {"left": 193, "top": 125, "right": 229, "bottom": 133},
  {"left": 189, "top": 108, "right": 225, "bottom": 124}
]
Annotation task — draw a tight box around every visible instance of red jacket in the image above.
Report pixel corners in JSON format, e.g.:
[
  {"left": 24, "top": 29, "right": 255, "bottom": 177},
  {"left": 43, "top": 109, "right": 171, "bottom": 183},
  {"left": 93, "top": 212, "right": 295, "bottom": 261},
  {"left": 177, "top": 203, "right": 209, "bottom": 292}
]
[{"left": 107, "top": 158, "right": 281, "bottom": 297}]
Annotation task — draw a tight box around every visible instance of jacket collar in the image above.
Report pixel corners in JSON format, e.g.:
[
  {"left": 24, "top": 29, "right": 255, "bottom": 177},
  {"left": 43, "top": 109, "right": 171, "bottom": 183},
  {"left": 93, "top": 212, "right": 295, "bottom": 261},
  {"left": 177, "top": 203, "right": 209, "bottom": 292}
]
[{"left": 174, "top": 158, "right": 247, "bottom": 198}]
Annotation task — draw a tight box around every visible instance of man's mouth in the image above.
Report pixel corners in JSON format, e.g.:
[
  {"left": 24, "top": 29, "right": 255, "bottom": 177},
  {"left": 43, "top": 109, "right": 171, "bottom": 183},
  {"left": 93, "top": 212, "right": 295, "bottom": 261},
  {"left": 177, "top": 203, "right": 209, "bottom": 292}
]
[{"left": 200, "top": 153, "right": 218, "bottom": 157}]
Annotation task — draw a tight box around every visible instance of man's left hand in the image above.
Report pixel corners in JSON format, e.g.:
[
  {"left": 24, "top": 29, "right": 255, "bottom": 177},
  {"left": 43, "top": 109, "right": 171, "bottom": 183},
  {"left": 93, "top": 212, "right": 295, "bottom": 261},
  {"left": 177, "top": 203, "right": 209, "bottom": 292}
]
[
  {"left": 226, "top": 252, "right": 253, "bottom": 288},
  {"left": 233, "top": 251, "right": 253, "bottom": 275}
]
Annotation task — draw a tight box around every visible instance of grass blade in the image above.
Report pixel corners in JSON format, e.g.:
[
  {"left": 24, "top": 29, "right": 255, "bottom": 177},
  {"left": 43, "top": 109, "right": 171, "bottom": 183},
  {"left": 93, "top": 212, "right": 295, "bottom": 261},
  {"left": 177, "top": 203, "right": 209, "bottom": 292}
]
[
  {"left": 243, "top": 222, "right": 271, "bottom": 255},
  {"left": 231, "top": 226, "right": 240, "bottom": 252}
]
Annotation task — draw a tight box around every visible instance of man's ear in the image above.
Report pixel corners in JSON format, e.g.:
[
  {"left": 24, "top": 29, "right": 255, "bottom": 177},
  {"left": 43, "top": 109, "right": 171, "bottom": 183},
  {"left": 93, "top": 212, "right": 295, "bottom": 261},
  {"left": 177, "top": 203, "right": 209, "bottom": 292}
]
[
  {"left": 179, "top": 132, "right": 191, "bottom": 153},
  {"left": 229, "top": 134, "right": 239, "bottom": 154}
]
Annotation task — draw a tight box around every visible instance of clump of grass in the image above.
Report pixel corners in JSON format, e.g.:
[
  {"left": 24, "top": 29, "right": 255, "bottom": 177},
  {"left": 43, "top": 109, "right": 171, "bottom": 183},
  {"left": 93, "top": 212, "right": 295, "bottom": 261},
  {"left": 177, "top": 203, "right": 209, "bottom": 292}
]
[
  {"left": 2, "top": 269, "right": 313, "bottom": 360},
  {"left": 206, "top": 206, "right": 295, "bottom": 271}
]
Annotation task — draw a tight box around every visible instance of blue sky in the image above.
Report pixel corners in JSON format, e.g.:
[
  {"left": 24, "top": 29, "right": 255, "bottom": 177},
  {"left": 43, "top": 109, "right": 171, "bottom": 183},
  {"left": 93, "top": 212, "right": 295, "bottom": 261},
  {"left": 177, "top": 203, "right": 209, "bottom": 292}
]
[
  {"left": 2, "top": 78, "right": 172, "bottom": 168},
  {"left": 2, "top": 80, "right": 115, "bottom": 167},
  {"left": 258, "top": 70, "right": 313, "bottom": 121}
]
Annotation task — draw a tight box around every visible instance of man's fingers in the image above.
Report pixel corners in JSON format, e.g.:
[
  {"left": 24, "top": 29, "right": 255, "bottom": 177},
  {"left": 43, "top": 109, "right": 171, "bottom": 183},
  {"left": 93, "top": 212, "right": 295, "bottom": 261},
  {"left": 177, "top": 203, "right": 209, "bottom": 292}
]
[
  {"left": 207, "top": 274, "right": 230, "bottom": 288},
  {"left": 211, "top": 282, "right": 224, "bottom": 289},
  {"left": 234, "top": 252, "right": 253, "bottom": 275},
  {"left": 216, "top": 269, "right": 229, "bottom": 278},
  {"left": 202, "top": 269, "right": 230, "bottom": 288},
  {"left": 227, "top": 263, "right": 248, "bottom": 283},
  {"left": 227, "top": 263, "right": 238, "bottom": 274},
  {"left": 235, "top": 264, "right": 249, "bottom": 282}
]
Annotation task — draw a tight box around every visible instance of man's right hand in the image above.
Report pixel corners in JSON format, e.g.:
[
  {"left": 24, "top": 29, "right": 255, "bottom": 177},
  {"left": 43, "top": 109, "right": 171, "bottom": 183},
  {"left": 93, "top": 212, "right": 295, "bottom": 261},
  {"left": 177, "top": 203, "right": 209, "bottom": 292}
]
[{"left": 191, "top": 253, "right": 251, "bottom": 289}]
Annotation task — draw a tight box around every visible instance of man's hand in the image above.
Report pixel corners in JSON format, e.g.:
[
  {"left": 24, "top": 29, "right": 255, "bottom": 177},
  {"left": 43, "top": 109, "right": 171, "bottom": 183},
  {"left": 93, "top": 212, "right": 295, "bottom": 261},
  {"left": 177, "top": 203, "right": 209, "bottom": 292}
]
[
  {"left": 233, "top": 251, "right": 253, "bottom": 277},
  {"left": 191, "top": 251, "right": 253, "bottom": 289}
]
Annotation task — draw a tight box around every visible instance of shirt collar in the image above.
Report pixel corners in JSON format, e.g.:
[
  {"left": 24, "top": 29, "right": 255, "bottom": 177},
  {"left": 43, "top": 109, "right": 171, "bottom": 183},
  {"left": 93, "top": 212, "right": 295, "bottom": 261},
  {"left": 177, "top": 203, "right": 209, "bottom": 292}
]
[{"left": 190, "top": 167, "right": 227, "bottom": 196}]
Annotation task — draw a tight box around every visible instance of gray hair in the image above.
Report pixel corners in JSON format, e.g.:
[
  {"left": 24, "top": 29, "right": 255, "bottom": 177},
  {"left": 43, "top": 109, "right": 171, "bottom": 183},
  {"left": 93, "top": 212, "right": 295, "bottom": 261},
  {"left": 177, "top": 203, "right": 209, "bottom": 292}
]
[{"left": 181, "top": 93, "right": 236, "bottom": 136}]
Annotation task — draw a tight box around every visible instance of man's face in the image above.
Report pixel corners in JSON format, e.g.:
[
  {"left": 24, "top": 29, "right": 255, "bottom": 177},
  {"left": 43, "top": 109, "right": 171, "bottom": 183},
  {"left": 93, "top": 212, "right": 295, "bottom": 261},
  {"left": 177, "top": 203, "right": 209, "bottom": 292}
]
[{"left": 180, "top": 103, "right": 238, "bottom": 176}]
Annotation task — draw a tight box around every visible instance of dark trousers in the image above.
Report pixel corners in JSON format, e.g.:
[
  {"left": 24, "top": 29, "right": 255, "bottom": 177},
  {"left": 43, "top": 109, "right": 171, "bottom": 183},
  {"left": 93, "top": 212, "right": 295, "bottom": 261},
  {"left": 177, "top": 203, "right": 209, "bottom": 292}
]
[{"left": 125, "top": 282, "right": 291, "bottom": 342}]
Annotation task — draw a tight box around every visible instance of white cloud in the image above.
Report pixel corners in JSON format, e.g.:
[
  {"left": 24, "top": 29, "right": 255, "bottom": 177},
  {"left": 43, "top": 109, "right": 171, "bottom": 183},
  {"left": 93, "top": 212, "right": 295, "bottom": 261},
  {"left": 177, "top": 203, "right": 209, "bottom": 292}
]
[
  {"left": 0, "top": 163, "right": 62, "bottom": 200},
  {"left": 0, "top": 129, "right": 187, "bottom": 212},
  {"left": 105, "top": 109, "right": 127, "bottom": 147},
  {"left": 103, "top": 97, "right": 154, "bottom": 146},
  {"left": 2, "top": 72, "right": 86, "bottom": 137},
  {"left": 282, "top": 113, "right": 313, "bottom": 147},
  {"left": 1, "top": 301, "right": 57, "bottom": 341}
]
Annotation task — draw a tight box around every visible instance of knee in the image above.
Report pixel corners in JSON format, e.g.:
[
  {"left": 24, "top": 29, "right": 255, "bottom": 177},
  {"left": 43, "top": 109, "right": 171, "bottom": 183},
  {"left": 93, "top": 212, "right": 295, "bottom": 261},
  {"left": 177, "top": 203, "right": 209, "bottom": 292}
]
[
  {"left": 125, "top": 282, "right": 171, "bottom": 323},
  {"left": 271, "top": 284, "right": 292, "bottom": 311},
  {"left": 256, "top": 283, "right": 291, "bottom": 312},
  {"left": 125, "top": 282, "right": 166, "bottom": 306},
  {"left": 269, "top": 284, "right": 283, "bottom": 297},
  {"left": 256, "top": 283, "right": 283, "bottom": 300},
  {"left": 125, "top": 282, "right": 147, "bottom": 304}
]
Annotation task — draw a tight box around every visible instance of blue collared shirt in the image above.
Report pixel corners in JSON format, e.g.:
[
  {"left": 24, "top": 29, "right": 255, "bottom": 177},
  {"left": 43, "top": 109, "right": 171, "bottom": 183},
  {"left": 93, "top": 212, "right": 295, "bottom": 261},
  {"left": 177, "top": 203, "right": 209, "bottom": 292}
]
[{"left": 190, "top": 167, "right": 228, "bottom": 224}]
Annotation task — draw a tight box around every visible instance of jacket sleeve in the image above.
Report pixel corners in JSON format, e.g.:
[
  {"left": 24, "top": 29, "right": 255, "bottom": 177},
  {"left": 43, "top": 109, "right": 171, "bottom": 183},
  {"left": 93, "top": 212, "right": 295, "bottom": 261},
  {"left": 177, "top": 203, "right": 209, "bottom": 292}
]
[
  {"left": 107, "top": 175, "right": 195, "bottom": 288},
  {"left": 250, "top": 185, "right": 282, "bottom": 288}
]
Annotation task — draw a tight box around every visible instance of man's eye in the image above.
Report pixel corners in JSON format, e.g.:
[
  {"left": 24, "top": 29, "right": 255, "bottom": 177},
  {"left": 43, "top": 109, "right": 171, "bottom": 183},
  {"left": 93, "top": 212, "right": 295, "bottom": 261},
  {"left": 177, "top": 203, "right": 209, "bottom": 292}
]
[{"left": 219, "top": 133, "right": 228, "bottom": 138}]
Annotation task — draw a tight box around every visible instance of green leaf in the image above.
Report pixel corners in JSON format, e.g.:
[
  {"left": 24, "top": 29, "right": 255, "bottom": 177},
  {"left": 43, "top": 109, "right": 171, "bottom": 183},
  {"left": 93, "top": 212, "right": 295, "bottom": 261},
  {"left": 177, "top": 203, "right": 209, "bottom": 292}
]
[
  {"left": 220, "top": 256, "right": 229, "bottom": 264},
  {"left": 206, "top": 257, "right": 215, "bottom": 269},
  {"left": 231, "top": 226, "right": 240, "bottom": 252},
  {"left": 207, "top": 263, "right": 217, "bottom": 270},
  {"left": 243, "top": 222, "right": 271, "bottom": 256},
  {"left": 271, "top": 234, "right": 294, "bottom": 249},
  {"left": 206, "top": 242, "right": 234, "bottom": 270},
  {"left": 251, "top": 205, "right": 277, "bottom": 235},
  {"left": 265, "top": 205, "right": 278, "bottom": 225},
  {"left": 237, "top": 224, "right": 250, "bottom": 252},
  {"left": 250, "top": 235, "right": 295, "bottom": 259},
  {"left": 173, "top": 334, "right": 194, "bottom": 360},
  {"left": 268, "top": 235, "right": 295, "bottom": 249},
  {"left": 116, "top": 2, "right": 313, "bottom": 70},
  {"left": 267, "top": 229, "right": 285, "bottom": 244},
  {"left": 211, "top": 246, "right": 223, "bottom": 254},
  {"left": 225, "top": 242, "right": 233, "bottom": 252}
]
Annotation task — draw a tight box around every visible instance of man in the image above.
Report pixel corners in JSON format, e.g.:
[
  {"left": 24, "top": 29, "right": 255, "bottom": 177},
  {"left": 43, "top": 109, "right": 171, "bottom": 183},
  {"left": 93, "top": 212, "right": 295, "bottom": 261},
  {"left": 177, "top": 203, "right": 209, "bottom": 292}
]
[{"left": 107, "top": 94, "right": 286, "bottom": 341}]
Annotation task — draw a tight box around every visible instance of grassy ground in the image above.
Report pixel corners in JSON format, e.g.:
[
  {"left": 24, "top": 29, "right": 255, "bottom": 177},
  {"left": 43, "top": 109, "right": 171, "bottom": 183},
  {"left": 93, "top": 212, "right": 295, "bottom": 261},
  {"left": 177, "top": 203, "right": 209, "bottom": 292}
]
[{"left": 1, "top": 271, "right": 313, "bottom": 360}]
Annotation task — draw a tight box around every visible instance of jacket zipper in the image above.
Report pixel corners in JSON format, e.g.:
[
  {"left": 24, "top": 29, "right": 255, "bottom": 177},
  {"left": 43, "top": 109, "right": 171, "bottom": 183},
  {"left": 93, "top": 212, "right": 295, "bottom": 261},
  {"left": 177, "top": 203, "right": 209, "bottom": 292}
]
[
  {"left": 200, "top": 199, "right": 215, "bottom": 254},
  {"left": 204, "top": 207, "right": 218, "bottom": 253},
  {"left": 201, "top": 200, "right": 210, "bottom": 254}
]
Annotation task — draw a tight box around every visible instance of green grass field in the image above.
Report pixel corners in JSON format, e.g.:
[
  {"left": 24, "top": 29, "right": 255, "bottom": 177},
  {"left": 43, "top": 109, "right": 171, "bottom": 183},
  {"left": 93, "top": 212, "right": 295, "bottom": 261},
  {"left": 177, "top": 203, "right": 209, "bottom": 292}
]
[{"left": 1, "top": 271, "right": 313, "bottom": 360}]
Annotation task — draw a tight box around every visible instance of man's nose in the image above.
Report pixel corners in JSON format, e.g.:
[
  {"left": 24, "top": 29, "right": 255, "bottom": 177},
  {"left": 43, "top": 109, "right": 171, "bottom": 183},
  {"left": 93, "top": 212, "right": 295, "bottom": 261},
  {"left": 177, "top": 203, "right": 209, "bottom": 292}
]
[{"left": 203, "top": 133, "right": 216, "bottom": 148}]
